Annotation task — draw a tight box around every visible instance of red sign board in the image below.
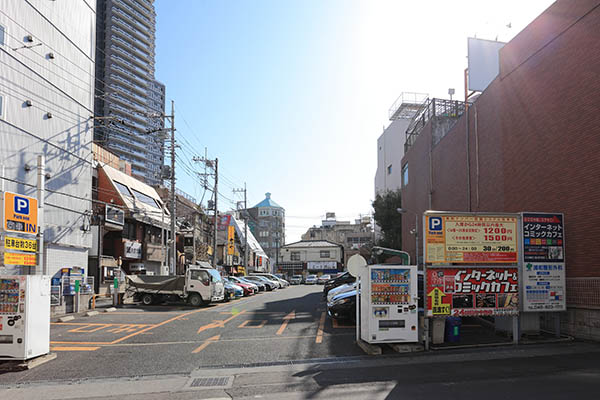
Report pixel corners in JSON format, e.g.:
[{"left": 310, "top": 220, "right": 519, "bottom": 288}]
[{"left": 426, "top": 267, "right": 519, "bottom": 317}]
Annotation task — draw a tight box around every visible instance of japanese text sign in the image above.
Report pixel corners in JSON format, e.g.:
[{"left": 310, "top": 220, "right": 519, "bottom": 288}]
[
  {"left": 227, "top": 225, "right": 235, "bottom": 255},
  {"left": 522, "top": 262, "right": 566, "bottom": 311},
  {"left": 426, "top": 267, "right": 519, "bottom": 317},
  {"left": 4, "top": 252, "right": 37, "bottom": 266},
  {"left": 425, "top": 214, "right": 518, "bottom": 264},
  {"left": 4, "top": 236, "right": 37, "bottom": 252},
  {"left": 521, "top": 213, "right": 564, "bottom": 262},
  {"left": 3, "top": 192, "right": 38, "bottom": 235}
]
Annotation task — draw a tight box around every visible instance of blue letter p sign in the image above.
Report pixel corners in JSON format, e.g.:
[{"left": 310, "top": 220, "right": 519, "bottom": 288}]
[
  {"left": 429, "top": 217, "right": 442, "bottom": 231},
  {"left": 14, "top": 196, "right": 30, "bottom": 215}
]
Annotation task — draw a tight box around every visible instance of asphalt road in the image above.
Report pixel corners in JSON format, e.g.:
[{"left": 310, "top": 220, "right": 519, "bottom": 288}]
[{"left": 0, "top": 284, "right": 360, "bottom": 384}]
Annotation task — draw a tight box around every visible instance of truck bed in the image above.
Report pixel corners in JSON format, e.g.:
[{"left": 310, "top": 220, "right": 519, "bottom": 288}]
[{"left": 126, "top": 275, "right": 185, "bottom": 294}]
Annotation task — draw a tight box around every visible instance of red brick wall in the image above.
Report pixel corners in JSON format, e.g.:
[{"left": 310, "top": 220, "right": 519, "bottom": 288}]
[{"left": 401, "top": 0, "right": 600, "bottom": 286}]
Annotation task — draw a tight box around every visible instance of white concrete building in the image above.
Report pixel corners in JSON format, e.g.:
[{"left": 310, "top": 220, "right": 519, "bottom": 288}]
[{"left": 0, "top": 0, "right": 95, "bottom": 276}]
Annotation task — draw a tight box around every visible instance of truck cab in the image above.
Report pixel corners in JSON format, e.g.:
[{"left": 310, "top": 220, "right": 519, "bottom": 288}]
[{"left": 186, "top": 267, "right": 224, "bottom": 304}]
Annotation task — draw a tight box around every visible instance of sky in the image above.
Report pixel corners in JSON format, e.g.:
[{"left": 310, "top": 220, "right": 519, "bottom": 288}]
[{"left": 154, "top": 0, "right": 555, "bottom": 243}]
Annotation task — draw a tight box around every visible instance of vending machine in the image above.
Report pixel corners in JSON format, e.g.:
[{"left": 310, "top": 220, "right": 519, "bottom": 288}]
[
  {"left": 360, "top": 265, "right": 418, "bottom": 344},
  {"left": 0, "top": 275, "right": 50, "bottom": 360}
]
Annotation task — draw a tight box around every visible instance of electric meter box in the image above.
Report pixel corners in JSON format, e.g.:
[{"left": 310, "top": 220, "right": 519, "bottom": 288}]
[
  {"left": 0, "top": 275, "right": 51, "bottom": 360},
  {"left": 360, "top": 265, "right": 419, "bottom": 344}
]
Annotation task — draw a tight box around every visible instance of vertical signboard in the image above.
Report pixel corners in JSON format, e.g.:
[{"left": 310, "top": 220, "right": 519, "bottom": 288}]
[
  {"left": 3, "top": 192, "right": 38, "bottom": 235},
  {"left": 425, "top": 214, "right": 518, "bottom": 264},
  {"left": 520, "top": 213, "right": 566, "bottom": 312},
  {"left": 227, "top": 225, "right": 235, "bottom": 255}
]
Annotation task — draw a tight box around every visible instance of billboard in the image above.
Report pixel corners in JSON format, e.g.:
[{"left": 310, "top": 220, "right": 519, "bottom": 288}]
[
  {"left": 521, "top": 213, "right": 564, "bottom": 262},
  {"left": 426, "top": 267, "right": 519, "bottom": 317},
  {"left": 522, "top": 262, "right": 565, "bottom": 312},
  {"left": 3, "top": 192, "right": 38, "bottom": 235},
  {"left": 425, "top": 214, "right": 518, "bottom": 263},
  {"left": 467, "top": 37, "right": 506, "bottom": 92}
]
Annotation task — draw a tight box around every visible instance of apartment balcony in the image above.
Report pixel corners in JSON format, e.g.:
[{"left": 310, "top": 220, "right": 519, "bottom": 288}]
[
  {"left": 109, "top": 72, "right": 147, "bottom": 98},
  {"left": 116, "top": 0, "right": 154, "bottom": 28},
  {"left": 110, "top": 63, "right": 148, "bottom": 88},
  {"left": 108, "top": 83, "right": 147, "bottom": 110},
  {"left": 107, "top": 99, "right": 148, "bottom": 126},
  {"left": 111, "top": 3, "right": 153, "bottom": 33},
  {"left": 110, "top": 34, "right": 153, "bottom": 66},
  {"left": 110, "top": 132, "right": 147, "bottom": 152},
  {"left": 110, "top": 25, "right": 152, "bottom": 55},
  {"left": 110, "top": 43, "right": 153, "bottom": 72},
  {"left": 110, "top": 9, "right": 153, "bottom": 45},
  {"left": 109, "top": 52, "right": 150, "bottom": 82}
]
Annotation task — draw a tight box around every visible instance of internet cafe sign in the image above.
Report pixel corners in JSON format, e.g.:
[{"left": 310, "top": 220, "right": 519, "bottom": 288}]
[{"left": 424, "top": 213, "right": 519, "bottom": 264}]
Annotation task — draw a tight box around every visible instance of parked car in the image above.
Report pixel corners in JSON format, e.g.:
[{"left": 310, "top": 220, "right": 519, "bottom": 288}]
[
  {"left": 290, "top": 275, "right": 303, "bottom": 285},
  {"left": 323, "top": 272, "right": 355, "bottom": 296},
  {"left": 327, "top": 282, "right": 357, "bottom": 303},
  {"left": 317, "top": 275, "right": 331, "bottom": 284},
  {"left": 251, "top": 273, "right": 289, "bottom": 288},
  {"left": 305, "top": 275, "right": 318, "bottom": 285},
  {"left": 327, "top": 289, "right": 356, "bottom": 320},
  {"left": 239, "top": 277, "right": 265, "bottom": 292},
  {"left": 223, "top": 281, "right": 243, "bottom": 301},
  {"left": 244, "top": 275, "right": 278, "bottom": 291},
  {"left": 225, "top": 277, "right": 255, "bottom": 296}
]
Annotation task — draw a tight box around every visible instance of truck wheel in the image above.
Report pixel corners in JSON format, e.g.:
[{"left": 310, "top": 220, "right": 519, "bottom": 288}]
[
  {"left": 189, "top": 293, "right": 203, "bottom": 307},
  {"left": 141, "top": 293, "right": 154, "bottom": 306}
]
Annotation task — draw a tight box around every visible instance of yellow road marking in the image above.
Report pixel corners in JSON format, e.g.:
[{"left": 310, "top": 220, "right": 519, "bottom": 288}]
[
  {"left": 276, "top": 310, "right": 296, "bottom": 335},
  {"left": 238, "top": 319, "right": 267, "bottom": 328},
  {"left": 68, "top": 324, "right": 112, "bottom": 333},
  {"left": 197, "top": 310, "right": 246, "bottom": 333},
  {"left": 192, "top": 335, "right": 220, "bottom": 353},
  {"left": 51, "top": 346, "right": 100, "bottom": 351},
  {"left": 53, "top": 322, "right": 152, "bottom": 327},
  {"left": 315, "top": 312, "right": 326, "bottom": 343}
]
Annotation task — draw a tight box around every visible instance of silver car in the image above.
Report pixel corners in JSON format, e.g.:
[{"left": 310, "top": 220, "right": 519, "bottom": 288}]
[{"left": 305, "top": 275, "right": 318, "bottom": 285}]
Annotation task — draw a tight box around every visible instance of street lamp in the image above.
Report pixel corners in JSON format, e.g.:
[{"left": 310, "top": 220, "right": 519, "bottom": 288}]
[{"left": 397, "top": 208, "right": 419, "bottom": 267}]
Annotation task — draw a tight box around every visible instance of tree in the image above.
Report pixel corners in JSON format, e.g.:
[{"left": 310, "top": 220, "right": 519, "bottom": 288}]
[{"left": 372, "top": 189, "right": 402, "bottom": 250}]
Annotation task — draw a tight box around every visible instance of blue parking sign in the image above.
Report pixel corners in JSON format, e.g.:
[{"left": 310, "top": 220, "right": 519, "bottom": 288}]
[{"left": 429, "top": 217, "right": 442, "bottom": 231}]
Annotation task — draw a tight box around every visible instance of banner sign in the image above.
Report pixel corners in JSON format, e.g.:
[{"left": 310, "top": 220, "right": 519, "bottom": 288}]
[
  {"left": 425, "top": 214, "right": 518, "bottom": 263},
  {"left": 124, "top": 240, "right": 142, "bottom": 259},
  {"left": 4, "top": 252, "right": 36, "bottom": 266},
  {"left": 307, "top": 261, "right": 337, "bottom": 271},
  {"left": 4, "top": 236, "right": 37, "bottom": 252},
  {"left": 218, "top": 215, "right": 232, "bottom": 231},
  {"left": 3, "top": 192, "right": 38, "bottom": 235},
  {"left": 105, "top": 205, "right": 125, "bottom": 226},
  {"left": 522, "top": 262, "right": 566, "bottom": 311},
  {"left": 521, "top": 213, "right": 564, "bottom": 262},
  {"left": 227, "top": 225, "right": 235, "bottom": 255},
  {"left": 426, "top": 267, "right": 519, "bottom": 317}
]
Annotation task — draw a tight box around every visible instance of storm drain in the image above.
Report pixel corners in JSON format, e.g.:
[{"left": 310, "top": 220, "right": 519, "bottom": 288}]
[{"left": 187, "top": 376, "right": 233, "bottom": 389}]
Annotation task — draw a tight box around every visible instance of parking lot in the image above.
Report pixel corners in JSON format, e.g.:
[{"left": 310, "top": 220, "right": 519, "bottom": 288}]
[{"left": 0, "top": 284, "right": 361, "bottom": 384}]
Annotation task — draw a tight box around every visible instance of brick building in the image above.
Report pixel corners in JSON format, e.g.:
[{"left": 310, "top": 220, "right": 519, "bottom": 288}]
[{"left": 400, "top": 0, "right": 600, "bottom": 340}]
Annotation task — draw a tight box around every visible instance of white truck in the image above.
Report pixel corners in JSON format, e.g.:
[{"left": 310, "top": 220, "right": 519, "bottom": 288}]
[{"left": 126, "top": 264, "right": 225, "bottom": 306}]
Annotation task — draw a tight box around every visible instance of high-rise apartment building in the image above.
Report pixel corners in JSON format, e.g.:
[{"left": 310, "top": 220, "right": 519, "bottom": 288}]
[{"left": 94, "top": 0, "right": 165, "bottom": 185}]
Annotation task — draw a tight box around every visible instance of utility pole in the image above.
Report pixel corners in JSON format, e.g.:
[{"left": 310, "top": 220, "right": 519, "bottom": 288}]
[
  {"left": 37, "top": 155, "right": 45, "bottom": 275},
  {"left": 169, "top": 100, "right": 176, "bottom": 275},
  {"left": 233, "top": 183, "right": 248, "bottom": 272},
  {"left": 193, "top": 155, "right": 218, "bottom": 268}
]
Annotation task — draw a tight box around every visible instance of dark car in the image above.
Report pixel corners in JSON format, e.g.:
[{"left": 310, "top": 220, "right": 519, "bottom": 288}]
[
  {"left": 323, "top": 272, "right": 356, "bottom": 297},
  {"left": 244, "top": 276, "right": 277, "bottom": 291},
  {"left": 238, "top": 277, "right": 266, "bottom": 292},
  {"left": 327, "top": 289, "right": 356, "bottom": 321}
]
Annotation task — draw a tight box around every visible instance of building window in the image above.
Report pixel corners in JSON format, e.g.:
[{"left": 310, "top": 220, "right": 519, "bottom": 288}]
[
  {"left": 402, "top": 163, "right": 408, "bottom": 187},
  {"left": 113, "top": 181, "right": 133, "bottom": 198},
  {"left": 0, "top": 94, "right": 3, "bottom": 119},
  {"left": 320, "top": 250, "right": 330, "bottom": 258},
  {"left": 291, "top": 251, "right": 300, "bottom": 261},
  {"left": 259, "top": 231, "right": 268, "bottom": 237},
  {"left": 0, "top": 25, "right": 5, "bottom": 46},
  {"left": 387, "top": 164, "right": 392, "bottom": 175}
]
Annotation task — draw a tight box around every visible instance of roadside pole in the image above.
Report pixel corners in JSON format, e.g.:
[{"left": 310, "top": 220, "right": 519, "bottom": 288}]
[
  {"left": 170, "top": 100, "right": 176, "bottom": 275},
  {"left": 213, "top": 158, "right": 218, "bottom": 268},
  {"left": 37, "top": 155, "right": 45, "bottom": 276}
]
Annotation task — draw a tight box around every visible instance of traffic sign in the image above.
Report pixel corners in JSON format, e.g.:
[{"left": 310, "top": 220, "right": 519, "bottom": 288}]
[{"left": 3, "top": 192, "right": 38, "bottom": 235}]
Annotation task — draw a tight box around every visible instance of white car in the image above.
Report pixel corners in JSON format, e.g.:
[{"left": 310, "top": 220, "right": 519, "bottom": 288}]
[
  {"left": 327, "top": 282, "right": 357, "bottom": 303},
  {"left": 290, "top": 275, "right": 303, "bottom": 285},
  {"left": 305, "top": 275, "right": 318, "bottom": 285}
]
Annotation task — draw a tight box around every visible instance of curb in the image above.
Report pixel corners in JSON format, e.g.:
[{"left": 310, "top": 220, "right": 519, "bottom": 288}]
[
  {"left": 86, "top": 311, "right": 100, "bottom": 317},
  {"left": 58, "top": 315, "right": 74, "bottom": 322}
]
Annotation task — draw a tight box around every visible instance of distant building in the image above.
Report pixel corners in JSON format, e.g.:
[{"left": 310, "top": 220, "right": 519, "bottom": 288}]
[
  {"left": 94, "top": 0, "right": 165, "bottom": 185},
  {"left": 279, "top": 240, "right": 343, "bottom": 278},
  {"left": 247, "top": 192, "right": 285, "bottom": 272},
  {"left": 301, "top": 213, "right": 374, "bottom": 265}
]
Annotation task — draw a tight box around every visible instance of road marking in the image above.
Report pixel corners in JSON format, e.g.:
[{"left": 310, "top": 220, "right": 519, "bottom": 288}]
[
  {"left": 276, "top": 310, "right": 296, "bottom": 335},
  {"left": 197, "top": 310, "right": 246, "bottom": 333},
  {"left": 238, "top": 319, "right": 267, "bottom": 328},
  {"left": 53, "top": 322, "right": 152, "bottom": 327},
  {"left": 50, "top": 346, "right": 100, "bottom": 351},
  {"left": 315, "top": 312, "right": 326, "bottom": 343},
  {"left": 192, "top": 335, "right": 220, "bottom": 353},
  {"left": 68, "top": 324, "right": 112, "bottom": 333}
]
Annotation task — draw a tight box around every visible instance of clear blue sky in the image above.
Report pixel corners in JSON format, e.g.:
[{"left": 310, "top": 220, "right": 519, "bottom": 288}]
[{"left": 154, "top": 0, "right": 554, "bottom": 242}]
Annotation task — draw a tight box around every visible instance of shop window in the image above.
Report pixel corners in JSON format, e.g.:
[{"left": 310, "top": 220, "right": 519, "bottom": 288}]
[
  {"left": 291, "top": 251, "right": 300, "bottom": 261},
  {"left": 320, "top": 250, "right": 330, "bottom": 258}
]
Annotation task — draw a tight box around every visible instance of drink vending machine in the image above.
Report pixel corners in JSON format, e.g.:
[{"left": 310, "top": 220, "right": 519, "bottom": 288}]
[
  {"left": 0, "top": 275, "right": 50, "bottom": 360},
  {"left": 360, "top": 265, "right": 418, "bottom": 344}
]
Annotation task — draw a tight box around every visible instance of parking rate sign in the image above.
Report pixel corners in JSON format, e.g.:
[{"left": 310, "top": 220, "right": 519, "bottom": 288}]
[{"left": 3, "top": 192, "right": 38, "bottom": 235}]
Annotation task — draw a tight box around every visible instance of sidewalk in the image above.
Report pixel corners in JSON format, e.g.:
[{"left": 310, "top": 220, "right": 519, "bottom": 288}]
[{"left": 1, "top": 341, "right": 598, "bottom": 400}]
